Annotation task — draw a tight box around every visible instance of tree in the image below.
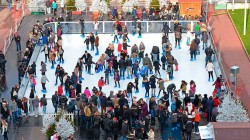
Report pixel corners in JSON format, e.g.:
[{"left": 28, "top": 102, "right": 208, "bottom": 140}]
[
  {"left": 150, "top": 0, "right": 160, "bottom": 11},
  {"left": 216, "top": 94, "right": 249, "bottom": 122},
  {"left": 75, "top": 0, "right": 87, "bottom": 11},
  {"left": 122, "top": 0, "right": 138, "bottom": 13},
  {"left": 66, "top": 0, "right": 77, "bottom": 11},
  {"left": 159, "top": 0, "right": 167, "bottom": 9},
  {"left": 90, "top": 0, "right": 109, "bottom": 14},
  {"left": 55, "top": 117, "right": 75, "bottom": 139}
]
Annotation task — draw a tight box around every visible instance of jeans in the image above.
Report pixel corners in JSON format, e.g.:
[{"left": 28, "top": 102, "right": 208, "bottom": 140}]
[
  {"left": 56, "top": 75, "right": 59, "bottom": 84},
  {"left": 194, "top": 121, "right": 199, "bottom": 132},
  {"left": 86, "top": 44, "right": 89, "bottom": 50},
  {"left": 205, "top": 56, "right": 212, "bottom": 65},
  {"left": 59, "top": 54, "right": 64, "bottom": 62},
  {"left": 34, "top": 107, "right": 39, "bottom": 115},
  {"left": 96, "top": 46, "right": 99, "bottom": 54},
  {"left": 16, "top": 42, "right": 21, "bottom": 52},
  {"left": 53, "top": 103, "right": 58, "bottom": 113},
  {"left": 105, "top": 76, "right": 109, "bottom": 84},
  {"left": 42, "top": 106, "right": 47, "bottom": 114},
  {"left": 17, "top": 108, "right": 22, "bottom": 117},
  {"left": 91, "top": 43, "right": 94, "bottom": 51},
  {"left": 120, "top": 68, "right": 125, "bottom": 78},
  {"left": 120, "top": 136, "right": 128, "bottom": 140},
  {"left": 113, "top": 35, "right": 118, "bottom": 42},
  {"left": 12, "top": 111, "right": 17, "bottom": 124},
  {"left": 190, "top": 50, "right": 197, "bottom": 59},
  {"left": 42, "top": 83, "right": 46, "bottom": 90}
]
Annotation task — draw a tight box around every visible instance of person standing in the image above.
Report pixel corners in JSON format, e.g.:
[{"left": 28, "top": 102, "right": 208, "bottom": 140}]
[
  {"left": 98, "top": 77, "right": 105, "bottom": 91},
  {"left": 189, "top": 40, "right": 198, "bottom": 61},
  {"left": 33, "top": 95, "right": 39, "bottom": 117},
  {"left": 126, "top": 56, "right": 133, "bottom": 79},
  {"left": 139, "top": 42, "right": 145, "bottom": 63},
  {"left": 1, "top": 117, "right": 8, "bottom": 140},
  {"left": 134, "top": 75, "right": 139, "bottom": 93},
  {"left": 95, "top": 34, "right": 99, "bottom": 55},
  {"left": 205, "top": 46, "right": 214, "bottom": 66},
  {"left": 79, "top": 17, "right": 85, "bottom": 37},
  {"left": 52, "top": 0, "right": 57, "bottom": 16},
  {"left": 40, "top": 94, "right": 47, "bottom": 114},
  {"left": 104, "top": 68, "right": 110, "bottom": 85},
  {"left": 157, "top": 78, "right": 165, "bottom": 97},
  {"left": 185, "top": 119, "right": 193, "bottom": 140},
  {"left": 120, "top": 119, "right": 129, "bottom": 140},
  {"left": 60, "top": 0, "right": 65, "bottom": 13},
  {"left": 149, "top": 75, "right": 156, "bottom": 97},
  {"left": 14, "top": 32, "right": 21, "bottom": 53},
  {"left": 194, "top": 109, "right": 200, "bottom": 134},
  {"left": 58, "top": 46, "right": 64, "bottom": 64},
  {"left": 143, "top": 77, "right": 150, "bottom": 97},
  {"left": 118, "top": 56, "right": 126, "bottom": 80},
  {"left": 10, "top": 99, "right": 18, "bottom": 125},
  {"left": 84, "top": 36, "right": 90, "bottom": 50},
  {"left": 52, "top": 91, "right": 59, "bottom": 113},
  {"left": 93, "top": 20, "right": 99, "bottom": 34},
  {"left": 89, "top": 33, "right": 95, "bottom": 51},
  {"left": 162, "top": 23, "right": 171, "bottom": 36},
  {"left": 41, "top": 45, "right": 50, "bottom": 63},
  {"left": 206, "top": 60, "right": 214, "bottom": 82},
  {"left": 114, "top": 70, "right": 120, "bottom": 88},
  {"left": 41, "top": 72, "right": 49, "bottom": 93}
]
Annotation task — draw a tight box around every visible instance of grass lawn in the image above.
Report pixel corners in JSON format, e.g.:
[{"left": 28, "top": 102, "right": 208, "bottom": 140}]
[{"left": 229, "top": 9, "right": 250, "bottom": 55}]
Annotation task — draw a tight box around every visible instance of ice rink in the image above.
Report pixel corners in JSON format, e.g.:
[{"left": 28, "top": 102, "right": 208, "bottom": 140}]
[{"left": 24, "top": 33, "right": 215, "bottom": 113}]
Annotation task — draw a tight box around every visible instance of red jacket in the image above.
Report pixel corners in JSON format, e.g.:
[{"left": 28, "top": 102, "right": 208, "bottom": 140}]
[
  {"left": 58, "top": 85, "right": 63, "bottom": 96},
  {"left": 98, "top": 79, "right": 104, "bottom": 87},
  {"left": 214, "top": 98, "right": 219, "bottom": 107}
]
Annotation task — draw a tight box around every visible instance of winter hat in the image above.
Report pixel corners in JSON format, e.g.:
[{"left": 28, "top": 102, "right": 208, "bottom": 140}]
[{"left": 113, "top": 117, "right": 117, "bottom": 121}]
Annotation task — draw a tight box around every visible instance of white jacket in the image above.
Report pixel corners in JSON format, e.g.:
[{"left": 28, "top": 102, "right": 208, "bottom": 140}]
[
  {"left": 93, "top": 22, "right": 99, "bottom": 30},
  {"left": 206, "top": 62, "right": 214, "bottom": 72}
]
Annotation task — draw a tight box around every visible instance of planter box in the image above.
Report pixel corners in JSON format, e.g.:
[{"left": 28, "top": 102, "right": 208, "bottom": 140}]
[
  {"left": 72, "top": 11, "right": 82, "bottom": 15},
  {"left": 31, "top": 11, "right": 45, "bottom": 15}
]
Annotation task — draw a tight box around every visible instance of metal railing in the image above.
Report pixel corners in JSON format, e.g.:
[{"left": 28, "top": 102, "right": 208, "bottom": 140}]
[
  {"left": 43, "top": 20, "right": 199, "bottom": 34},
  {"left": 208, "top": 25, "right": 231, "bottom": 94}
]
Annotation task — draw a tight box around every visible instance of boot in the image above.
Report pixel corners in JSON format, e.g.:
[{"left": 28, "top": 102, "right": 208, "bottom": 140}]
[
  {"left": 190, "top": 58, "right": 193, "bottom": 61},
  {"left": 150, "top": 71, "right": 153, "bottom": 74},
  {"left": 175, "top": 65, "right": 178, "bottom": 71},
  {"left": 179, "top": 46, "right": 181, "bottom": 49},
  {"left": 208, "top": 78, "right": 210, "bottom": 82},
  {"left": 114, "top": 85, "right": 117, "bottom": 88},
  {"left": 127, "top": 76, "right": 130, "bottom": 79}
]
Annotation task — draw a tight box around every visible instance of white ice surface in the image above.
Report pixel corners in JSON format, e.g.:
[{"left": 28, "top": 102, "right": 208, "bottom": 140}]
[{"left": 24, "top": 33, "right": 214, "bottom": 114}]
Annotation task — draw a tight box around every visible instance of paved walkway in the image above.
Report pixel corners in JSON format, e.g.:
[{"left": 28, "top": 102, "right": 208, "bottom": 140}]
[
  {"left": 0, "top": 7, "right": 23, "bottom": 52},
  {"left": 210, "top": 12, "right": 250, "bottom": 115}
]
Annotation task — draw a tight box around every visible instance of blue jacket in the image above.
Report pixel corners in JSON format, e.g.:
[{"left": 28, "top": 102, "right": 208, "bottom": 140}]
[
  {"left": 206, "top": 99, "right": 214, "bottom": 112},
  {"left": 52, "top": 2, "right": 57, "bottom": 9},
  {"left": 171, "top": 101, "right": 177, "bottom": 112},
  {"left": 132, "top": 9, "right": 137, "bottom": 16}
]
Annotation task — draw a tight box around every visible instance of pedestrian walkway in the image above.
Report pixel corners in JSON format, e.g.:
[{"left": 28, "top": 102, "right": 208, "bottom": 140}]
[
  {"left": 210, "top": 13, "right": 250, "bottom": 115},
  {"left": 0, "top": 7, "right": 23, "bottom": 52}
]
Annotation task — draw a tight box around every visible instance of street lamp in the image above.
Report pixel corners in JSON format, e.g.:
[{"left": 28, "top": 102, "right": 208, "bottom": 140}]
[{"left": 243, "top": 0, "right": 247, "bottom": 35}]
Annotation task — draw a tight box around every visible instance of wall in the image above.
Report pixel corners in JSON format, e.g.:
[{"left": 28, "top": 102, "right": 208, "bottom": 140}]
[{"left": 227, "top": 3, "right": 250, "bottom": 10}]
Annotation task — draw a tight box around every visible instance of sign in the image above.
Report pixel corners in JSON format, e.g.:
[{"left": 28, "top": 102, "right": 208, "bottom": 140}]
[{"left": 198, "top": 124, "right": 215, "bottom": 139}]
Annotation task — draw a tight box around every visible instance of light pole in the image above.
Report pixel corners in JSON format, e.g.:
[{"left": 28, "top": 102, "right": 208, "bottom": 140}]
[
  {"left": 232, "top": 0, "right": 235, "bottom": 11},
  {"left": 243, "top": 0, "right": 247, "bottom": 35}
]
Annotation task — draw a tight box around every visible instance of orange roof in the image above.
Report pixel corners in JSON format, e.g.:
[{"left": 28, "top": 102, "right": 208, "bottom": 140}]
[{"left": 179, "top": 0, "right": 202, "bottom": 2}]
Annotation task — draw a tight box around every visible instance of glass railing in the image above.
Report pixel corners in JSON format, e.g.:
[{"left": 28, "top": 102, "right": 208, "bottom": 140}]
[{"left": 43, "top": 20, "right": 199, "bottom": 34}]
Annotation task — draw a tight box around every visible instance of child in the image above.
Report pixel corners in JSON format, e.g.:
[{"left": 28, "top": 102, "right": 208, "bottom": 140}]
[
  {"left": 179, "top": 80, "right": 187, "bottom": 96},
  {"left": 98, "top": 77, "right": 105, "bottom": 91},
  {"left": 167, "top": 65, "right": 173, "bottom": 80},
  {"left": 84, "top": 36, "right": 90, "bottom": 50}
]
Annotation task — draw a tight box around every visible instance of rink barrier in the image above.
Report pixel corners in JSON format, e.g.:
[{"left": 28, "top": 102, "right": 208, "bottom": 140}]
[
  {"left": 18, "top": 45, "right": 42, "bottom": 99},
  {"left": 42, "top": 112, "right": 75, "bottom": 126},
  {"left": 43, "top": 20, "right": 199, "bottom": 34}
]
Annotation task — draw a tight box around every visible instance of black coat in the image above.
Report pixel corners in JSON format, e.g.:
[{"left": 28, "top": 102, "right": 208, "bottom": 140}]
[
  {"left": 113, "top": 59, "right": 119, "bottom": 69},
  {"left": 90, "top": 36, "right": 95, "bottom": 44},
  {"left": 119, "top": 59, "right": 126, "bottom": 69},
  {"left": 75, "top": 83, "right": 82, "bottom": 95}
]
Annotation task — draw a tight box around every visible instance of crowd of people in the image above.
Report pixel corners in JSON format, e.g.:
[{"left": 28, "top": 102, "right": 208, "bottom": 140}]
[{"left": 0, "top": 3, "right": 222, "bottom": 139}]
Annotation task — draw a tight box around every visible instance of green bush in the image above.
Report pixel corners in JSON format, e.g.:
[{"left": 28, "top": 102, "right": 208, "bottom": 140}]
[
  {"left": 66, "top": 0, "right": 77, "bottom": 11},
  {"left": 150, "top": 0, "right": 160, "bottom": 11}
]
